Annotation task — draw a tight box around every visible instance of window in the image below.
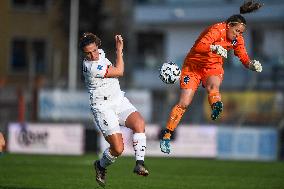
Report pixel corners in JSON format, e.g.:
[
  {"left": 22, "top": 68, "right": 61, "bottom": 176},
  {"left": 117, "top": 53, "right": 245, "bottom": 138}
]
[
  {"left": 136, "top": 32, "right": 164, "bottom": 69},
  {"left": 11, "top": 39, "right": 28, "bottom": 72},
  {"left": 10, "top": 38, "right": 47, "bottom": 75},
  {"left": 32, "top": 40, "right": 46, "bottom": 74},
  {"left": 12, "top": 0, "right": 29, "bottom": 6},
  {"left": 12, "top": 0, "right": 48, "bottom": 11}
]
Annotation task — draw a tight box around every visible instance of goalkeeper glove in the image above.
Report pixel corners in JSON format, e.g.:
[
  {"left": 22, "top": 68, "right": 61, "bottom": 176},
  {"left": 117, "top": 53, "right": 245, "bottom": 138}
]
[
  {"left": 248, "top": 60, "right": 262, "bottom": 72},
  {"left": 210, "top": 45, "right": 227, "bottom": 58}
]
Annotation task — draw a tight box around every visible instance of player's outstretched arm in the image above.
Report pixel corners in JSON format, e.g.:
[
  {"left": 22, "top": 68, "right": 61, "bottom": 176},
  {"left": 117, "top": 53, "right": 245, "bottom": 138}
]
[
  {"left": 247, "top": 60, "right": 262, "bottom": 72},
  {"left": 105, "top": 35, "right": 124, "bottom": 77}
]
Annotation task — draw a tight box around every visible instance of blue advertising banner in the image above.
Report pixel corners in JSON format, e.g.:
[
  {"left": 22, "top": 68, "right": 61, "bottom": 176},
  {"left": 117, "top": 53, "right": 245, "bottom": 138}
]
[
  {"left": 217, "top": 127, "right": 278, "bottom": 161},
  {"left": 39, "top": 89, "right": 91, "bottom": 121}
]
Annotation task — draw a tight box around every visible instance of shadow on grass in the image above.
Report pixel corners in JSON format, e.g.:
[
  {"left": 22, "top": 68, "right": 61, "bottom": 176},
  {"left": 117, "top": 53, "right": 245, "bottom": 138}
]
[
  {"left": 0, "top": 186, "right": 45, "bottom": 189},
  {"left": 0, "top": 186, "right": 101, "bottom": 189}
]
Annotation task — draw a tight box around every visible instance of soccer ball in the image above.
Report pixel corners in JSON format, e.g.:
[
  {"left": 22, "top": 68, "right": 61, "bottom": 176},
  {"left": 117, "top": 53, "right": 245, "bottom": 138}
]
[{"left": 159, "top": 62, "right": 181, "bottom": 84}]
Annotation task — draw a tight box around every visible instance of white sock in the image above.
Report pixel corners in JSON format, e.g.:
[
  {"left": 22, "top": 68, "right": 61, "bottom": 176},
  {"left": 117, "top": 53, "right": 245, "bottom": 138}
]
[
  {"left": 99, "top": 148, "right": 117, "bottom": 169},
  {"left": 133, "top": 133, "right": 146, "bottom": 161}
]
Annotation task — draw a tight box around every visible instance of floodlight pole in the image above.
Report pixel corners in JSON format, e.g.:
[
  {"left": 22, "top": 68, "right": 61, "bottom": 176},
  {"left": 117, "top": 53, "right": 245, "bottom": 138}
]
[{"left": 68, "top": 0, "right": 79, "bottom": 90}]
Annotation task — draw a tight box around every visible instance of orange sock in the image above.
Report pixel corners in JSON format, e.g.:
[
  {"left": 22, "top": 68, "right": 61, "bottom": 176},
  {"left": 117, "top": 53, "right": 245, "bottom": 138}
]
[
  {"left": 164, "top": 105, "right": 186, "bottom": 139},
  {"left": 208, "top": 90, "right": 221, "bottom": 108}
]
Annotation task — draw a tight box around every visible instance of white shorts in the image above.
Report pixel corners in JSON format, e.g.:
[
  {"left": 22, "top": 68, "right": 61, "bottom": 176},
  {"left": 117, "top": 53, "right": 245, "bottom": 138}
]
[{"left": 90, "top": 96, "right": 137, "bottom": 137}]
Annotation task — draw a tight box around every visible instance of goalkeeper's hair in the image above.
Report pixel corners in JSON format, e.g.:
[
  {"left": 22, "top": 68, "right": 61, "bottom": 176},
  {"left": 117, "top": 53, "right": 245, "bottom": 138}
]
[
  {"left": 240, "top": 0, "right": 263, "bottom": 14},
  {"left": 226, "top": 0, "right": 263, "bottom": 26},
  {"left": 79, "top": 32, "right": 101, "bottom": 50}
]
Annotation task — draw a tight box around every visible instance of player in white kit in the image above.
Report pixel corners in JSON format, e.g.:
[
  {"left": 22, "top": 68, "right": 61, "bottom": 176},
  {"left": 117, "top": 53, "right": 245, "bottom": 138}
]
[{"left": 80, "top": 32, "right": 149, "bottom": 187}]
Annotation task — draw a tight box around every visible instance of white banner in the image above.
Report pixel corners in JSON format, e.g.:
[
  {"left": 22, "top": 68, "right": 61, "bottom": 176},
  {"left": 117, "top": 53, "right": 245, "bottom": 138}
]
[
  {"left": 8, "top": 123, "right": 84, "bottom": 155},
  {"left": 125, "top": 90, "right": 152, "bottom": 122},
  {"left": 171, "top": 124, "right": 217, "bottom": 157},
  {"left": 100, "top": 124, "right": 217, "bottom": 158}
]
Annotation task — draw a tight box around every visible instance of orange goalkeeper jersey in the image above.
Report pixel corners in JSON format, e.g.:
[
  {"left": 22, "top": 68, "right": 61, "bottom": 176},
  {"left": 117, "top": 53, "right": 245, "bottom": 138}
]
[{"left": 184, "top": 22, "right": 250, "bottom": 69}]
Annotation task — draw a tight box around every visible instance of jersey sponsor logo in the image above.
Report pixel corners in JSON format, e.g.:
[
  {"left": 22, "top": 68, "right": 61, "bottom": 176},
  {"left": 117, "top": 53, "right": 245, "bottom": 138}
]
[
  {"left": 183, "top": 75, "right": 190, "bottom": 84},
  {"left": 97, "top": 65, "right": 103, "bottom": 70}
]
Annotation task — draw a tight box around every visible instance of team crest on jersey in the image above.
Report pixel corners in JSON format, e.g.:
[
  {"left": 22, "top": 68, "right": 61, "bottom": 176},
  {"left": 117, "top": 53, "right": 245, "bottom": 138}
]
[
  {"left": 97, "top": 65, "right": 103, "bottom": 70},
  {"left": 232, "top": 39, "right": 238, "bottom": 46},
  {"left": 183, "top": 75, "right": 190, "bottom": 84}
]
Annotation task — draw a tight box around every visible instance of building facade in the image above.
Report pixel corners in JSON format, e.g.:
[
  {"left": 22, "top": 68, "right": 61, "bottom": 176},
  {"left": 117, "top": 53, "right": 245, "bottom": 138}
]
[{"left": 0, "top": 0, "right": 69, "bottom": 88}]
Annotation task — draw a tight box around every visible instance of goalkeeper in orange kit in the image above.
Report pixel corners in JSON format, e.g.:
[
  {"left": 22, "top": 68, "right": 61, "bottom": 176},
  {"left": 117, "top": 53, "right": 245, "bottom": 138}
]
[{"left": 160, "top": 0, "right": 263, "bottom": 154}]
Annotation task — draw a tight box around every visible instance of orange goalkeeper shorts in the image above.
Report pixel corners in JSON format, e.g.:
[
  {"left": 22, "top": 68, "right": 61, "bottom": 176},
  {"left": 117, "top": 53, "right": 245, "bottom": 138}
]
[{"left": 180, "top": 63, "right": 224, "bottom": 91}]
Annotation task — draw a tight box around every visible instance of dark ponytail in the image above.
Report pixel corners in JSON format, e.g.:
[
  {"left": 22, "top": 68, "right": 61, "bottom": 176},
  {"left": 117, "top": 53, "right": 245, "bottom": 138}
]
[
  {"left": 240, "top": 0, "right": 263, "bottom": 14},
  {"left": 226, "top": 0, "right": 263, "bottom": 26}
]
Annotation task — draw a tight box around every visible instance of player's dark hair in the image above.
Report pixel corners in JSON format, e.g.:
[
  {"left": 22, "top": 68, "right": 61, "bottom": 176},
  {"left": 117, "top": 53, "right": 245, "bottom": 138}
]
[
  {"left": 79, "top": 32, "right": 101, "bottom": 50},
  {"left": 226, "top": 14, "right": 247, "bottom": 26},
  {"left": 226, "top": 0, "right": 263, "bottom": 26},
  {"left": 240, "top": 0, "right": 263, "bottom": 14}
]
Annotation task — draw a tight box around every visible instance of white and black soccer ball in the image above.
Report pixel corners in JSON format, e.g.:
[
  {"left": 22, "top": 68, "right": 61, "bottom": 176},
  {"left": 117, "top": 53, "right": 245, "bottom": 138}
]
[{"left": 159, "top": 62, "right": 181, "bottom": 84}]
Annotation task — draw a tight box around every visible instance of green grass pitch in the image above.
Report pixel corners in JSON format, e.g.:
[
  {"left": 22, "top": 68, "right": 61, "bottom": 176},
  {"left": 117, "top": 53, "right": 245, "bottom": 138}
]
[{"left": 0, "top": 153, "right": 284, "bottom": 189}]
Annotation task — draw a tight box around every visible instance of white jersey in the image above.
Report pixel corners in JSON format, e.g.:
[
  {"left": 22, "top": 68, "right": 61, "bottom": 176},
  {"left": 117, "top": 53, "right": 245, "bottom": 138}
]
[{"left": 82, "top": 49, "right": 124, "bottom": 103}]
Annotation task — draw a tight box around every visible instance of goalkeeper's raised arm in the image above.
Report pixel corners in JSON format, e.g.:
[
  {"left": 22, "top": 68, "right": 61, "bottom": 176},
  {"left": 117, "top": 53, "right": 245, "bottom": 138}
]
[{"left": 232, "top": 33, "right": 262, "bottom": 73}]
